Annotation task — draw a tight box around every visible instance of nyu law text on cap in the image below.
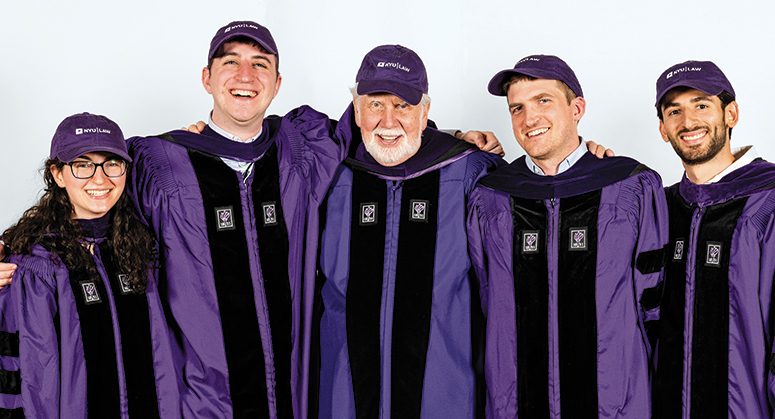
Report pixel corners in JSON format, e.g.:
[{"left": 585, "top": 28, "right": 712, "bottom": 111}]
[
  {"left": 208, "top": 21, "right": 278, "bottom": 63},
  {"left": 50, "top": 113, "right": 131, "bottom": 163},
  {"left": 355, "top": 45, "right": 428, "bottom": 106},
  {"left": 655, "top": 60, "right": 735, "bottom": 107}
]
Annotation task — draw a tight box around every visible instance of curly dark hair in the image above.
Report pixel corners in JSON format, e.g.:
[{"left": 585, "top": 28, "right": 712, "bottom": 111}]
[{"left": 2, "top": 158, "right": 156, "bottom": 292}]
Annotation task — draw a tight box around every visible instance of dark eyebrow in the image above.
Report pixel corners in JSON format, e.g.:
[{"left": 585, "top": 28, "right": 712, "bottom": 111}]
[
  {"left": 690, "top": 95, "right": 713, "bottom": 103},
  {"left": 664, "top": 94, "right": 713, "bottom": 109}
]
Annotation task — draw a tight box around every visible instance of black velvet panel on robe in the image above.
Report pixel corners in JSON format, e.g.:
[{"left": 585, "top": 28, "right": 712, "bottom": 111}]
[
  {"left": 690, "top": 198, "right": 747, "bottom": 418},
  {"left": 188, "top": 148, "right": 269, "bottom": 419},
  {"left": 390, "top": 171, "right": 439, "bottom": 419},
  {"left": 510, "top": 197, "right": 550, "bottom": 417},
  {"left": 100, "top": 242, "right": 160, "bottom": 419},
  {"left": 653, "top": 191, "right": 693, "bottom": 418},
  {"left": 347, "top": 170, "right": 388, "bottom": 419},
  {"left": 63, "top": 252, "right": 120, "bottom": 418},
  {"left": 251, "top": 145, "right": 294, "bottom": 419},
  {"left": 557, "top": 190, "right": 600, "bottom": 418}
]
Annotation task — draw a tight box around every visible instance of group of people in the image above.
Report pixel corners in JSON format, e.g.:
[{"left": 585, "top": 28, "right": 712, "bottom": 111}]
[{"left": 0, "top": 18, "right": 772, "bottom": 419}]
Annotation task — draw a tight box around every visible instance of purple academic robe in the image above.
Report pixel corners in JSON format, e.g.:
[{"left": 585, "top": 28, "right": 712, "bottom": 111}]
[
  {"left": 653, "top": 159, "right": 775, "bottom": 418},
  {"left": 0, "top": 217, "right": 180, "bottom": 418},
  {"left": 126, "top": 106, "right": 345, "bottom": 419},
  {"left": 467, "top": 153, "right": 669, "bottom": 418},
  {"left": 314, "top": 104, "right": 503, "bottom": 419}
]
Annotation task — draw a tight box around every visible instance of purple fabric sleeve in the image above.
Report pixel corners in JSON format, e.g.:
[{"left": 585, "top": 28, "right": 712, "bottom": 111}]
[{"left": 12, "top": 252, "right": 62, "bottom": 418}]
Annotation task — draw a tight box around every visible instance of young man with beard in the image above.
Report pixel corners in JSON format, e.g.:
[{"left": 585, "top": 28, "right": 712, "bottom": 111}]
[
  {"left": 651, "top": 61, "right": 775, "bottom": 418},
  {"left": 314, "top": 44, "right": 503, "bottom": 419},
  {"left": 125, "top": 21, "right": 346, "bottom": 419},
  {"left": 466, "top": 55, "right": 669, "bottom": 418}
]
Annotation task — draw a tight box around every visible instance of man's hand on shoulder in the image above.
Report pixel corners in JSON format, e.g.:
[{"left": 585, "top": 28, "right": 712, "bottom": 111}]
[
  {"left": 459, "top": 130, "right": 505, "bottom": 157},
  {"left": 182, "top": 121, "right": 206, "bottom": 134},
  {"left": 585, "top": 140, "right": 615, "bottom": 158}
]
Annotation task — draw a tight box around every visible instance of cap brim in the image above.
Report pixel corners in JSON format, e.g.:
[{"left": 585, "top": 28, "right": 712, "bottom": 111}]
[
  {"left": 209, "top": 32, "right": 278, "bottom": 62},
  {"left": 357, "top": 79, "right": 423, "bottom": 106},
  {"left": 487, "top": 68, "right": 546, "bottom": 96},
  {"left": 57, "top": 146, "right": 132, "bottom": 163},
  {"left": 655, "top": 80, "right": 727, "bottom": 108}
]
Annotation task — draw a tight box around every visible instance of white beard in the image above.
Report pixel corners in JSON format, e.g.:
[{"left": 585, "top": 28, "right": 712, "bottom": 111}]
[{"left": 363, "top": 126, "right": 422, "bottom": 166}]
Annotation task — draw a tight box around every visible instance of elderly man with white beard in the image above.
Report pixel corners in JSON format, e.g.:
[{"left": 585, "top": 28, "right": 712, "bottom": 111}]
[{"left": 311, "top": 44, "right": 504, "bottom": 419}]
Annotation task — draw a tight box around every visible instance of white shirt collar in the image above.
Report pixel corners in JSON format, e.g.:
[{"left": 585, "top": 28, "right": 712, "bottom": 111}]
[
  {"left": 705, "top": 145, "right": 758, "bottom": 184},
  {"left": 524, "top": 138, "right": 587, "bottom": 176}
]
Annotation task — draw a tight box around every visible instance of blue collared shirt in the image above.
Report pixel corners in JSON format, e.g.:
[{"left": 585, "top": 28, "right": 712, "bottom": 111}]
[{"left": 524, "top": 138, "right": 587, "bottom": 176}]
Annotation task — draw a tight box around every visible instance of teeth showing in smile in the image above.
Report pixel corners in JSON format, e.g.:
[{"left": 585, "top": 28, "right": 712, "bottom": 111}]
[
  {"left": 380, "top": 135, "right": 400, "bottom": 141},
  {"left": 681, "top": 132, "right": 705, "bottom": 141},
  {"left": 231, "top": 89, "right": 257, "bottom": 98},
  {"left": 86, "top": 190, "right": 110, "bottom": 197},
  {"left": 527, "top": 128, "right": 548, "bottom": 137}
]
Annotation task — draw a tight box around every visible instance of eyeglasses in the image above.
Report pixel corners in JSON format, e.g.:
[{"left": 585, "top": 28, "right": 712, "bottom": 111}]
[{"left": 65, "top": 159, "right": 127, "bottom": 179}]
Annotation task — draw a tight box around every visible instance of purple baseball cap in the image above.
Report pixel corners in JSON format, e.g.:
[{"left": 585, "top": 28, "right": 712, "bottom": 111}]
[
  {"left": 208, "top": 21, "right": 278, "bottom": 62},
  {"left": 655, "top": 60, "right": 735, "bottom": 107},
  {"left": 355, "top": 45, "right": 428, "bottom": 106},
  {"left": 50, "top": 113, "right": 131, "bottom": 163},
  {"left": 487, "top": 54, "right": 583, "bottom": 98}
]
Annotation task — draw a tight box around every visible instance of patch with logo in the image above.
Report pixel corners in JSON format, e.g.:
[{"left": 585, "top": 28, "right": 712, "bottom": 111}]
[
  {"left": 522, "top": 231, "right": 539, "bottom": 254},
  {"left": 705, "top": 241, "right": 722, "bottom": 267},
  {"left": 673, "top": 239, "right": 685, "bottom": 261},
  {"left": 117, "top": 273, "right": 133, "bottom": 295},
  {"left": 215, "top": 206, "right": 236, "bottom": 231},
  {"left": 80, "top": 281, "right": 102, "bottom": 304},
  {"left": 360, "top": 203, "right": 378, "bottom": 226},
  {"left": 262, "top": 202, "right": 278, "bottom": 227},
  {"left": 569, "top": 227, "right": 588, "bottom": 251},
  {"left": 409, "top": 200, "right": 429, "bottom": 222}
]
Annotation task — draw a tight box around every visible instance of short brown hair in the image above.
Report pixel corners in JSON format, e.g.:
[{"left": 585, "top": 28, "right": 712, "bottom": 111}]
[{"left": 502, "top": 74, "right": 576, "bottom": 104}]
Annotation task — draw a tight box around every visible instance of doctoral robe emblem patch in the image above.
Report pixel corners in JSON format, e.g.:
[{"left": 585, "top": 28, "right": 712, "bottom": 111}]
[
  {"left": 118, "top": 273, "right": 133, "bottom": 294},
  {"left": 262, "top": 202, "right": 278, "bottom": 226},
  {"left": 410, "top": 200, "right": 429, "bottom": 222},
  {"left": 215, "top": 206, "right": 236, "bottom": 231},
  {"left": 360, "top": 203, "right": 377, "bottom": 226},
  {"left": 705, "top": 242, "right": 722, "bottom": 267},
  {"left": 673, "top": 239, "right": 685, "bottom": 261},
  {"left": 522, "top": 231, "right": 539, "bottom": 254},
  {"left": 81, "top": 281, "right": 102, "bottom": 304},
  {"left": 569, "top": 227, "right": 588, "bottom": 251}
]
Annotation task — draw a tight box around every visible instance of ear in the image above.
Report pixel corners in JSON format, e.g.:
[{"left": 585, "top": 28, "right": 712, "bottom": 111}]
[
  {"left": 658, "top": 119, "right": 669, "bottom": 143},
  {"left": 725, "top": 100, "right": 739, "bottom": 129},
  {"left": 572, "top": 96, "right": 586, "bottom": 122},
  {"left": 353, "top": 100, "right": 362, "bottom": 128},
  {"left": 420, "top": 102, "right": 431, "bottom": 131},
  {"left": 202, "top": 67, "right": 213, "bottom": 94},
  {"left": 51, "top": 165, "right": 66, "bottom": 188},
  {"left": 273, "top": 75, "right": 282, "bottom": 98}
]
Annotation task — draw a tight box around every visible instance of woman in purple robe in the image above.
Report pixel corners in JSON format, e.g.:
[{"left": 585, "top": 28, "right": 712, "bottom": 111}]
[{"left": 0, "top": 113, "right": 179, "bottom": 418}]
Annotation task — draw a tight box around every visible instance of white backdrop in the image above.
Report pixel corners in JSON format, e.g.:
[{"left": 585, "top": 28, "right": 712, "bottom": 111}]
[{"left": 2, "top": 0, "right": 773, "bottom": 230}]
